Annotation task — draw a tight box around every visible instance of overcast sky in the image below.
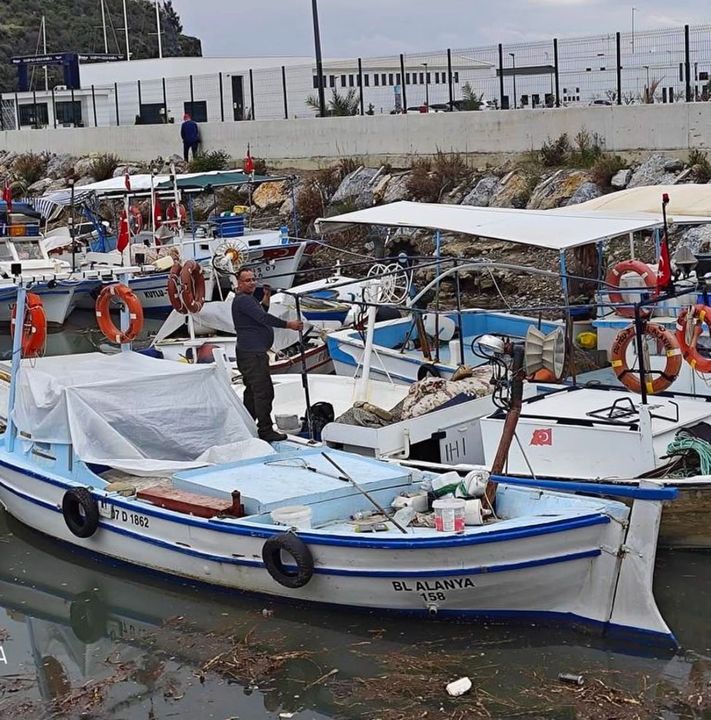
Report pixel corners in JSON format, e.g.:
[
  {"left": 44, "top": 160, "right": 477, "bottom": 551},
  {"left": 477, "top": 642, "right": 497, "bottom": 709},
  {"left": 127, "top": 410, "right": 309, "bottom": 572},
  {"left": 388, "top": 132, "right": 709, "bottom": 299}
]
[{"left": 169, "top": 0, "right": 708, "bottom": 58}]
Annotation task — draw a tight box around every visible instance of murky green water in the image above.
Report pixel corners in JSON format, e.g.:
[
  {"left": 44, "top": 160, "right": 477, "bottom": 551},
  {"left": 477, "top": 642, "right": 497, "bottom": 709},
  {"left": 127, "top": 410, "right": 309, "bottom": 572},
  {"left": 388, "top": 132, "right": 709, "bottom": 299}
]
[{"left": 0, "top": 312, "right": 709, "bottom": 719}]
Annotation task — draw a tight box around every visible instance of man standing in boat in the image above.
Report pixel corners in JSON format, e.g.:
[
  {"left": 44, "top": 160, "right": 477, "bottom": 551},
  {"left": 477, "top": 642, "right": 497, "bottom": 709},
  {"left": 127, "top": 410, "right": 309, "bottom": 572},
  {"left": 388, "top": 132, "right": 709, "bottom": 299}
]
[{"left": 232, "top": 268, "right": 303, "bottom": 442}]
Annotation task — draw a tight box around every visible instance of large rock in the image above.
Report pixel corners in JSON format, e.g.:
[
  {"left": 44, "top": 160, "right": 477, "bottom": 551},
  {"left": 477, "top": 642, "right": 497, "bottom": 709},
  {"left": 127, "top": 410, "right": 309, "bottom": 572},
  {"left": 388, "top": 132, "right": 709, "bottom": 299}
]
[
  {"left": 679, "top": 224, "right": 711, "bottom": 254},
  {"left": 461, "top": 175, "right": 500, "bottom": 207},
  {"left": 527, "top": 169, "right": 593, "bottom": 209},
  {"left": 566, "top": 181, "right": 602, "bottom": 206},
  {"left": 330, "top": 167, "right": 378, "bottom": 204},
  {"left": 489, "top": 171, "right": 531, "bottom": 209},
  {"left": 74, "top": 175, "right": 96, "bottom": 187},
  {"left": 253, "top": 180, "right": 288, "bottom": 210},
  {"left": 610, "top": 169, "right": 632, "bottom": 189},
  {"left": 627, "top": 153, "right": 682, "bottom": 188},
  {"left": 45, "top": 153, "right": 75, "bottom": 179},
  {"left": 27, "top": 178, "right": 53, "bottom": 195},
  {"left": 73, "top": 157, "right": 95, "bottom": 177},
  {"left": 382, "top": 172, "right": 411, "bottom": 203},
  {"left": 113, "top": 164, "right": 142, "bottom": 178},
  {"left": 45, "top": 177, "right": 69, "bottom": 192}
]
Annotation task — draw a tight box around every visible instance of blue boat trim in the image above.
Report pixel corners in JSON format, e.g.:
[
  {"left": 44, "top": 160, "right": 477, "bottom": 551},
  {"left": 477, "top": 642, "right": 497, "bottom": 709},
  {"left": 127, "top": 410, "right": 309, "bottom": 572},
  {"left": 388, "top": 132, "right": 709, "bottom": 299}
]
[
  {"left": 491, "top": 474, "right": 679, "bottom": 501},
  {"left": 0, "top": 459, "right": 611, "bottom": 549}
]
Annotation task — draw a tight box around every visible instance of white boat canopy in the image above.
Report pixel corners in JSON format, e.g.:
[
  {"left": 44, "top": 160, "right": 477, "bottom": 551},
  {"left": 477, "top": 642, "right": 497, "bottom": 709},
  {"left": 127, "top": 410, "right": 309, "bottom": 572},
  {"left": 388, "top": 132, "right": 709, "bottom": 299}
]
[
  {"left": 551, "top": 183, "right": 711, "bottom": 217},
  {"left": 316, "top": 200, "right": 711, "bottom": 251}
]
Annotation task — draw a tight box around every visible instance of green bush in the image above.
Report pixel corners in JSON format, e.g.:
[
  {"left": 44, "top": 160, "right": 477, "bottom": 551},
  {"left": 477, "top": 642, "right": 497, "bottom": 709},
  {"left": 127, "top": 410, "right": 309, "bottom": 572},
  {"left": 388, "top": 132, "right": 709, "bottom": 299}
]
[
  {"left": 539, "top": 134, "right": 570, "bottom": 167},
  {"left": 688, "top": 148, "right": 711, "bottom": 183},
  {"left": 406, "top": 151, "right": 470, "bottom": 202},
  {"left": 188, "top": 149, "right": 231, "bottom": 172},
  {"left": 590, "top": 154, "right": 626, "bottom": 188},
  {"left": 89, "top": 153, "right": 120, "bottom": 181},
  {"left": 569, "top": 130, "right": 605, "bottom": 167}
]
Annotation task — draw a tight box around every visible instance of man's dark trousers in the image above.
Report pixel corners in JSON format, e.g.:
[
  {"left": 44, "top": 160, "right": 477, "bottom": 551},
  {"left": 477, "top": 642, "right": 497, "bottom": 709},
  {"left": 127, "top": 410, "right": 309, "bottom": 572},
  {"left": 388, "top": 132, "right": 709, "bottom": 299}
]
[
  {"left": 236, "top": 350, "right": 274, "bottom": 435},
  {"left": 183, "top": 141, "right": 199, "bottom": 162}
]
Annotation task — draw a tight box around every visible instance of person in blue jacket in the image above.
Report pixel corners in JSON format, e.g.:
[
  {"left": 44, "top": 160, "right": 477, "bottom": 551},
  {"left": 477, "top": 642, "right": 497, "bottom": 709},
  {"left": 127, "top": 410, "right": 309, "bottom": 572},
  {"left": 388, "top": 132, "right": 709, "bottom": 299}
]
[{"left": 180, "top": 114, "right": 200, "bottom": 161}]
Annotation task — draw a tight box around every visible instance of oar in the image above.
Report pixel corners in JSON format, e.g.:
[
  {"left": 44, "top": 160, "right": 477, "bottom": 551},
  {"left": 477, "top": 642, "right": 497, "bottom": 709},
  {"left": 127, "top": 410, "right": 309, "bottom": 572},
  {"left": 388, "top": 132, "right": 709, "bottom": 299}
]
[{"left": 321, "top": 452, "right": 408, "bottom": 534}]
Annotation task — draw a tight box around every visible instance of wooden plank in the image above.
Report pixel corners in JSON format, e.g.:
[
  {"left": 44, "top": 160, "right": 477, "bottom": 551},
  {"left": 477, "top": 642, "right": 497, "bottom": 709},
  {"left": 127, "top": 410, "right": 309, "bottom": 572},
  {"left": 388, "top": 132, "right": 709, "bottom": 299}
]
[{"left": 137, "top": 483, "right": 243, "bottom": 519}]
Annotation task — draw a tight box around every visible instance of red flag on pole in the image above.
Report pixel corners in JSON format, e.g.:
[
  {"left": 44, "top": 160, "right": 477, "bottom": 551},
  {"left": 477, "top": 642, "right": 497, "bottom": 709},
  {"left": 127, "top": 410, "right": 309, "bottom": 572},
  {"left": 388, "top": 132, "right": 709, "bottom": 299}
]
[
  {"left": 124, "top": 172, "right": 132, "bottom": 192},
  {"left": 658, "top": 233, "right": 672, "bottom": 288},
  {"left": 244, "top": 145, "right": 254, "bottom": 175},
  {"left": 117, "top": 210, "right": 130, "bottom": 252},
  {"left": 153, "top": 195, "right": 162, "bottom": 230},
  {"left": 2, "top": 181, "right": 12, "bottom": 212}
]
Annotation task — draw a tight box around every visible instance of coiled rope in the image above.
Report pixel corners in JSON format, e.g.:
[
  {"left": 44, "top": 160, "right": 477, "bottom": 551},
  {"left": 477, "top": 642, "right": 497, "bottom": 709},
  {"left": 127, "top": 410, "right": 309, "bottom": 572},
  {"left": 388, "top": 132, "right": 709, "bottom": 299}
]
[{"left": 666, "top": 432, "right": 711, "bottom": 476}]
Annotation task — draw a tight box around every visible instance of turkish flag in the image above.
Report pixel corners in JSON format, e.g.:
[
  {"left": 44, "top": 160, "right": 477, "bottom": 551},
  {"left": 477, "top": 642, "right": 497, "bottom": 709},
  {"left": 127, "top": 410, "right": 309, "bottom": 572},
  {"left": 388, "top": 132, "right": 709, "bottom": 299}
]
[
  {"left": 530, "top": 428, "right": 553, "bottom": 446},
  {"left": 244, "top": 146, "right": 254, "bottom": 175},
  {"left": 2, "top": 181, "right": 12, "bottom": 212},
  {"left": 117, "top": 210, "right": 130, "bottom": 252},
  {"left": 658, "top": 235, "right": 672, "bottom": 290}
]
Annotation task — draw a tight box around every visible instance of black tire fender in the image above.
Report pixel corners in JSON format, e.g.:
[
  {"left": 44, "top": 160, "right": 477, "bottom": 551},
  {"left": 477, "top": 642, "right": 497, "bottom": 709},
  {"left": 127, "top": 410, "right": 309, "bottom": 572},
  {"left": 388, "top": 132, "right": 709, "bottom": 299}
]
[
  {"left": 62, "top": 487, "right": 100, "bottom": 539},
  {"left": 417, "top": 363, "right": 441, "bottom": 381},
  {"left": 262, "top": 532, "right": 314, "bottom": 589}
]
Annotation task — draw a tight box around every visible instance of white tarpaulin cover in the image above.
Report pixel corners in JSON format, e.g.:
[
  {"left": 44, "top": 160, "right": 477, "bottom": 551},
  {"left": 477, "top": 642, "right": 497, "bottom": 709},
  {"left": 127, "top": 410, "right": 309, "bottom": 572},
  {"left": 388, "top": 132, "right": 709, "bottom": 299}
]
[
  {"left": 12, "top": 352, "right": 273, "bottom": 475},
  {"left": 316, "top": 200, "right": 711, "bottom": 250}
]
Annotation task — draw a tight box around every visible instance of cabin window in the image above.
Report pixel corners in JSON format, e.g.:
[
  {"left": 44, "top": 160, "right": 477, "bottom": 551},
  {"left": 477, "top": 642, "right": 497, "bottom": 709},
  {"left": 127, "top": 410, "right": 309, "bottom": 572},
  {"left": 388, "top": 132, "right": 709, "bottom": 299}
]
[
  {"left": 14, "top": 239, "right": 44, "bottom": 260},
  {"left": 0, "top": 241, "right": 14, "bottom": 261}
]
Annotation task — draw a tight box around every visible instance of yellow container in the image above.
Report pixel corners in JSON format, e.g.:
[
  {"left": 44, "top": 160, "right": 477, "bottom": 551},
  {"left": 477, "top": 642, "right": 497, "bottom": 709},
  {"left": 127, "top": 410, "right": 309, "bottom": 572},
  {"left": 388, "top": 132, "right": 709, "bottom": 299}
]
[
  {"left": 232, "top": 205, "right": 249, "bottom": 215},
  {"left": 8, "top": 225, "right": 25, "bottom": 237},
  {"left": 576, "top": 331, "right": 597, "bottom": 350}
]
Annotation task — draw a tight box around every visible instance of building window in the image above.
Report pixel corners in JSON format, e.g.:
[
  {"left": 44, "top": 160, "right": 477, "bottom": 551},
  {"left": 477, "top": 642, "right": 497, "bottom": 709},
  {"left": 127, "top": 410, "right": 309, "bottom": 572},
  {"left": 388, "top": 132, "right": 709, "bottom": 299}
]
[
  {"left": 329, "top": 75, "right": 336, "bottom": 88},
  {"left": 396, "top": 73, "right": 401, "bottom": 85},
  {"left": 419, "top": 72, "right": 424, "bottom": 83},
  {"left": 348, "top": 74, "right": 354, "bottom": 87},
  {"left": 341, "top": 74, "right": 346, "bottom": 87},
  {"left": 388, "top": 73, "right": 394, "bottom": 85},
  {"left": 55, "top": 100, "right": 82, "bottom": 126},
  {"left": 138, "top": 103, "right": 164, "bottom": 125},
  {"left": 412, "top": 73, "right": 418, "bottom": 84},
  {"left": 374, "top": 74, "right": 380, "bottom": 86},
  {"left": 364, "top": 74, "right": 370, "bottom": 87},
  {"left": 435, "top": 72, "right": 441, "bottom": 83},
  {"left": 183, "top": 100, "right": 207, "bottom": 122},
  {"left": 426, "top": 72, "right": 431, "bottom": 83},
  {"left": 312, "top": 76, "right": 319, "bottom": 89},
  {"left": 19, "top": 103, "right": 49, "bottom": 127},
  {"left": 406, "top": 73, "right": 410, "bottom": 84},
  {"left": 453, "top": 71, "right": 459, "bottom": 83},
  {"left": 381, "top": 73, "right": 387, "bottom": 85}
]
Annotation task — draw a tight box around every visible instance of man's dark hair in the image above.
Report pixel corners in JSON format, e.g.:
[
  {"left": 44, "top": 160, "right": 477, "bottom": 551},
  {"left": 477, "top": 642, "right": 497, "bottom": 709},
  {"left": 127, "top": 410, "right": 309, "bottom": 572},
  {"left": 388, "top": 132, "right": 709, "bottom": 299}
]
[{"left": 236, "top": 267, "right": 254, "bottom": 279}]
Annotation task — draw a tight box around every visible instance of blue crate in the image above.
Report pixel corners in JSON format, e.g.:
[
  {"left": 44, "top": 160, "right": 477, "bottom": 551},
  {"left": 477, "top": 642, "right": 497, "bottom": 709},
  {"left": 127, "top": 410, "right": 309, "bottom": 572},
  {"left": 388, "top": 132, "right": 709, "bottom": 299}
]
[{"left": 214, "top": 214, "right": 245, "bottom": 238}]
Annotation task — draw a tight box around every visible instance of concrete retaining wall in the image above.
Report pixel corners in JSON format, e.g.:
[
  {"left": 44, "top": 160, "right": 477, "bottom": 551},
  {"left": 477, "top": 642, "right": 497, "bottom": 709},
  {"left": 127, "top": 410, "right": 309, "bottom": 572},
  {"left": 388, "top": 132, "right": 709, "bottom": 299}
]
[{"left": 1, "top": 104, "right": 709, "bottom": 169}]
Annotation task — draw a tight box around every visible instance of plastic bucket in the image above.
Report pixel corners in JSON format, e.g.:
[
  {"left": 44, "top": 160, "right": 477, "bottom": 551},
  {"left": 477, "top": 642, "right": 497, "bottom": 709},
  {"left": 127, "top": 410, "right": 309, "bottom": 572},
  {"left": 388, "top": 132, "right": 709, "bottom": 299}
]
[
  {"left": 271, "top": 505, "right": 312, "bottom": 529},
  {"left": 432, "top": 498, "right": 465, "bottom": 533}
]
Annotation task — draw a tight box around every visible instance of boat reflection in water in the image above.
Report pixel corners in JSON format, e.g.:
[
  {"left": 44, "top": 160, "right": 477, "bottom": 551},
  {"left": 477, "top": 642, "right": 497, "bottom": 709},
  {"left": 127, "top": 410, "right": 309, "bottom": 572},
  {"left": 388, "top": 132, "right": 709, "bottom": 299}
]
[{"left": 0, "top": 508, "right": 709, "bottom": 720}]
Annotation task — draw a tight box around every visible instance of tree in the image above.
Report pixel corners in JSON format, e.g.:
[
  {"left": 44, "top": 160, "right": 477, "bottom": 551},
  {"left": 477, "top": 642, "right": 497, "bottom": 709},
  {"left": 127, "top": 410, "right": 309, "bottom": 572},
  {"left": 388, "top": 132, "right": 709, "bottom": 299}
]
[
  {"left": 460, "top": 82, "right": 484, "bottom": 111},
  {"left": 305, "top": 88, "right": 360, "bottom": 116}
]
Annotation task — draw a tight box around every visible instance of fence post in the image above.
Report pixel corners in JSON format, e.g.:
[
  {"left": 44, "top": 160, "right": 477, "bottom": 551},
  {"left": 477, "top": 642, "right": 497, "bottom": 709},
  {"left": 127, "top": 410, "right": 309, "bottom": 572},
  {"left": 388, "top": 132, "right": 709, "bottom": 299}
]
[
  {"left": 14, "top": 92, "right": 19, "bottom": 130},
  {"left": 218, "top": 72, "right": 224, "bottom": 121},
  {"left": 114, "top": 82, "right": 120, "bottom": 126},
  {"left": 189, "top": 75, "right": 194, "bottom": 117},
  {"left": 137, "top": 80, "right": 142, "bottom": 123},
  {"left": 498, "top": 44, "right": 504, "bottom": 108},
  {"left": 162, "top": 77, "right": 167, "bottom": 122},
  {"left": 91, "top": 85, "right": 98, "bottom": 126},
  {"left": 358, "top": 57, "right": 364, "bottom": 115},
  {"left": 447, "top": 49, "right": 454, "bottom": 111},
  {"left": 553, "top": 38, "right": 560, "bottom": 107},
  {"left": 281, "top": 65, "right": 288, "bottom": 119},
  {"left": 70, "top": 86, "right": 76, "bottom": 126},
  {"left": 399, "top": 54, "right": 407, "bottom": 112},
  {"left": 249, "top": 68, "right": 256, "bottom": 120},
  {"left": 0, "top": 93, "right": 3, "bottom": 131},
  {"left": 32, "top": 89, "right": 37, "bottom": 128},
  {"left": 51, "top": 86, "right": 57, "bottom": 128},
  {"left": 616, "top": 32, "right": 622, "bottom": 104},
  {"left": 684, "top": 25, "right": 691, "bottom": 102}
]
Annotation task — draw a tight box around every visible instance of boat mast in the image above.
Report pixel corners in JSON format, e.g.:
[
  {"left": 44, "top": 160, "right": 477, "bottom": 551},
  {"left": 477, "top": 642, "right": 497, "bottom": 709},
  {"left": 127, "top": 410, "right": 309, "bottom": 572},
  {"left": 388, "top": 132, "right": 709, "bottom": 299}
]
[
  {"left": 100, "top": 0, "right": 109, "bottom": 53},
  {"left": 122, "top": 0, "right": 131, "bottom": 60},
  {"left": 155, "top": 0, "right": 163, "bottom": 59},
  {"left": 41, "top": 16, "right": 48, "bottom": 91}
]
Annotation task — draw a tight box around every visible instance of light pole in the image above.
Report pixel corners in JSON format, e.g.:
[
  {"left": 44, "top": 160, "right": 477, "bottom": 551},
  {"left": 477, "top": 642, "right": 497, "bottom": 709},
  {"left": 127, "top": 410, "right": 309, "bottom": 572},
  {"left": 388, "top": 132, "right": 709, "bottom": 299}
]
[
  {"left": 509, "top": 52, "right": 517, "bottom": 109},
  {"left": 311, "top": 0, "right": 326, "bottom": 117},
  {"left": 422, "top": 62, "right": 429, "bottom": 107}
]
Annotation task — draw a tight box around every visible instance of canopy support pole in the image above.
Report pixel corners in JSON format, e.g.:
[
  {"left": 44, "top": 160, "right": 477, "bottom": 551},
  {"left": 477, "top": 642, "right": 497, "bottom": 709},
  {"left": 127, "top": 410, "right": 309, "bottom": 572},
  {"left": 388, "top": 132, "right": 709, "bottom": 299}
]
[{"left": 7, "top": 284, "right": 27, "bottom": 452}]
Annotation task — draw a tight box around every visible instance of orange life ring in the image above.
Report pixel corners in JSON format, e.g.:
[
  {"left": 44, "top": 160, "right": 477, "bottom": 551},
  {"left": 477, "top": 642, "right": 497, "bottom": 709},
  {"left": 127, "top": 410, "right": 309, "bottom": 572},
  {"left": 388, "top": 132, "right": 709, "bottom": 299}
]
[
  {"left": 166, "top": 202, "right": 187, "bottom": 226},
  {"left": 167, "top": 262, "right": 187, "bottom": 313},
  {"left": 605, "top": 260, "right": 658, "bottom": 319},
  {"left": 610, "top": 323, "right": 681, "bottom": 394},
  {"left": 675, "top": 304, "right": 711, "bottom": 373},
  {"left": 180, "top": 260, "right": 206, "bottom": 314},
  {"left": 10, "top": 292, "right": 47, "bottom": 357},
  {"left": 95, "top": 283, "right": 144, "bottom": 344}
]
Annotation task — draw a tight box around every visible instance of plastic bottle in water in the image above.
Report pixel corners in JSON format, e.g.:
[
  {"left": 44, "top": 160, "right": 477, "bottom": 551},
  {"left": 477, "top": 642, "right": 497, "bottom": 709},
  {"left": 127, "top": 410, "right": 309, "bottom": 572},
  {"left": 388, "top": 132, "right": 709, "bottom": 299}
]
[{"left": 280, "top": 226, "right": 289, "bottom": 245}]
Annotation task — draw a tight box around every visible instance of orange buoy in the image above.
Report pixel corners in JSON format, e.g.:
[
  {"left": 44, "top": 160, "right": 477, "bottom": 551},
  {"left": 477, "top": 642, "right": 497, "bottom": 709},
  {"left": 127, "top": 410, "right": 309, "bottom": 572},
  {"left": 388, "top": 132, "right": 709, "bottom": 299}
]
[
  {"left": 610, "top": 323, "right": 681, "bottom": 394},
  {"left": 10, "top": 292, "right": 47, "bottom": 357},
  {"left": 675, "top": 304, "right": 711, "bottom": 374},
  {"left": 605, "top": 260, "right": 658, "bottom": 319},
  {"left": 179, "top": 260, "right": 206, "bottom": 314},
  {"left": 167, "top": 262, "right": 187, "bottom": 313},
  {"left": 95, "top": 283, "right": 144, "bottom": 344}
]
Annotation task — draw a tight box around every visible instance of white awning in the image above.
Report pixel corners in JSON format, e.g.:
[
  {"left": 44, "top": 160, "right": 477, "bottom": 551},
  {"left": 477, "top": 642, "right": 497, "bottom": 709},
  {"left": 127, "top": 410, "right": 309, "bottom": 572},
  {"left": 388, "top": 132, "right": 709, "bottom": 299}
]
[{"left": 316, "top": 200, "right": 711, "bottom": 251}]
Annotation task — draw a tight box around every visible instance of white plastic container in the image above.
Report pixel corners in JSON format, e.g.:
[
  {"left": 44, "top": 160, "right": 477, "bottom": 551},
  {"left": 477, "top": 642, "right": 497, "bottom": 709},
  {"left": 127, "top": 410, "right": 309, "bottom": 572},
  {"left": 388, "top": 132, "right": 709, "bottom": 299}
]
[
  {"left": 464, "top": 498, "right": 484, "bottom": 526},
  {"left": 432, "top": 498, "right": 465, "bottom": 533},
  {"left": 271, "top": 505, "right": 312, "bottom": 529},
  {"left": 446, "top": 676, "right": 472, "bottom": 697}
]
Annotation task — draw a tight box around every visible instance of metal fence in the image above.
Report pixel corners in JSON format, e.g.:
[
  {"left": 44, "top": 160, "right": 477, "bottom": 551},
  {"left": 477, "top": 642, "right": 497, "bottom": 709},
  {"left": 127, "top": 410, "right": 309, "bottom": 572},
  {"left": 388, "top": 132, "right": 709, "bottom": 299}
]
[{"left": 1, "top": 23, "right": 710, "bottom": 131}]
